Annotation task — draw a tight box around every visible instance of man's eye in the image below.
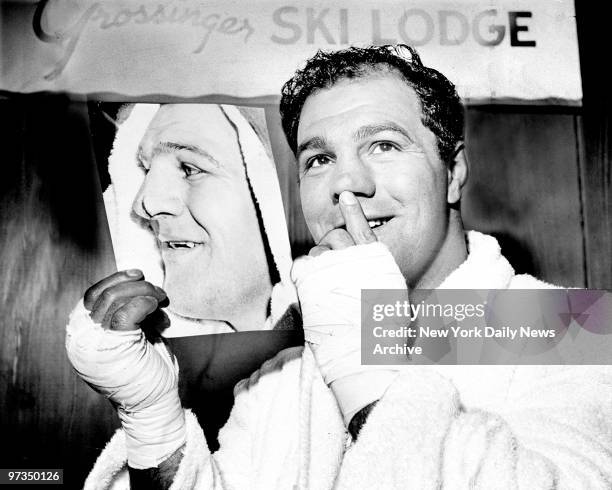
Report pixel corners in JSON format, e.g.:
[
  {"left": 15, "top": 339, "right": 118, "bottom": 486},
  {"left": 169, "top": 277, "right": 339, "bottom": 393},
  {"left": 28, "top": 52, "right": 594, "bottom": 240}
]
[
  {"left": 181, "top": 162, "right": 202, "bottom": 178},
  {"left": 371, "top": 141, "right": 400, "bottom": 154},
  {"left": 306, "top": 155, "right": 332, "bottom": 169}
]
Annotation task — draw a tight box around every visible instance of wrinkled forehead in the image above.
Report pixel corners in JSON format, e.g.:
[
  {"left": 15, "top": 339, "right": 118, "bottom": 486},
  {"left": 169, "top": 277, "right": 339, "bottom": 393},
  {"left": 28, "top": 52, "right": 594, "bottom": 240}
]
[
  {"left": 138, "top": 104, "right": 239, "bottom": 160},
  {"left": 298, "top": 74, "right": 426, "bottom": 139}
]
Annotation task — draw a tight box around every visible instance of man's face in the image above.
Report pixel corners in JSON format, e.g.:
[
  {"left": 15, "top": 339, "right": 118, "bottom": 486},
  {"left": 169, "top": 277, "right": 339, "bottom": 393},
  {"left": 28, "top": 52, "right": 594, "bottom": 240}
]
[
  {"left": 133, "top": 104, "right": 271, "bottom": 322},
  {"left": 296, "top": 74, "right": 452, "bottom": 287}
]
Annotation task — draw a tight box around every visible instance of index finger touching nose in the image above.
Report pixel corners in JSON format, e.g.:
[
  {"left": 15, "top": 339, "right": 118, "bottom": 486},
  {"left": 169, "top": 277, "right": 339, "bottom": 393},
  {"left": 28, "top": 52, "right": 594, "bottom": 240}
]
[
  {"left": 84, "top": 269, "right": 144, "bottom": 310},
  {"left": 339, "top": 191, "right": 377, "bottom": 245}
]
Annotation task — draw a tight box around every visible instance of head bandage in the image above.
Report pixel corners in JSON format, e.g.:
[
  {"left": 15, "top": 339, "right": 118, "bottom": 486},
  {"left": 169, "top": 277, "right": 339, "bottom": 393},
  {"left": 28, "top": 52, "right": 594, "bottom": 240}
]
[
  {"left": 292, "top": 242, "right": 408, "bottom": 425},
  {"left": 220, "top": 105, "right": 297, "bottom": 323}
]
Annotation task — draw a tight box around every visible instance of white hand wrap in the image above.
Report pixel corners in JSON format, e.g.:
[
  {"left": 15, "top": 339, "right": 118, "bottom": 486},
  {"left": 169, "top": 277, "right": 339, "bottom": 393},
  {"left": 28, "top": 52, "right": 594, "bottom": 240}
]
[
  {"left": 65, "top": 300, "right": 185, "bottom": 469},
  {"left": 292, "top": 243, "right": 409, "bottom": 425}
]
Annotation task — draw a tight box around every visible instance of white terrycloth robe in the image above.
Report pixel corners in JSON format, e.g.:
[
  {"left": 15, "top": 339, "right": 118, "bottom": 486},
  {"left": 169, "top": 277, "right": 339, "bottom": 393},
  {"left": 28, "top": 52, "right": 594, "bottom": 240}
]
[{"left": 85, "top": 231, "right": 612, "bottom": 489}]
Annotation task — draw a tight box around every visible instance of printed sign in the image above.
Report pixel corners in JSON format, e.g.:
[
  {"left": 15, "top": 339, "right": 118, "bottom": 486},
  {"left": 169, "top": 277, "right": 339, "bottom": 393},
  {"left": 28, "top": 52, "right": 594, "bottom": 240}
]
[{"left": 2, "top": 0, "right": 581, "bottom": 103}]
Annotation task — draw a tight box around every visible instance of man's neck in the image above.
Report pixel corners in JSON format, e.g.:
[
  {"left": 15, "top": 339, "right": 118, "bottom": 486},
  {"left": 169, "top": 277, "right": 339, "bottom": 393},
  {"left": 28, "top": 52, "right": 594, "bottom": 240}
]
[{"left": 412, "top": 213, "right": 468, "bottom": 290}]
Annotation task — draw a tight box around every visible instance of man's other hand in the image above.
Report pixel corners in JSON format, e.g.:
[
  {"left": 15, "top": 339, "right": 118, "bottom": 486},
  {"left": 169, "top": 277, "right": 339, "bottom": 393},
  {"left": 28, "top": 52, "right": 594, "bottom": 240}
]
[
  {"left": 84, "top": 269, "right": 168, "bottom": 332},
  {"left": 67, "top": 270, "right": 186, "bottom": 471}
]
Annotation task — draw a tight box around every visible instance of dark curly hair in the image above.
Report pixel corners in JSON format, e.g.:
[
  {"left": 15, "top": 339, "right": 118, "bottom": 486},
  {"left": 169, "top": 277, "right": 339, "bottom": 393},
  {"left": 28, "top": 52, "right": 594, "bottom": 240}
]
[{"left": 280, "top": 45, "right": 464, "bottom": 164}]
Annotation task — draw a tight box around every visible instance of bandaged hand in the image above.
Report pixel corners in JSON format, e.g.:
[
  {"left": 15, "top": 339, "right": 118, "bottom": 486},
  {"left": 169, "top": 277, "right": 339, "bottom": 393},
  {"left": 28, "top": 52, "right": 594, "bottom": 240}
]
[
  {"left": 292, "top": 192, "right": 409, "bottom": 426},
  {"left": 65, "top": 270, "right": 185, "bottom": 469}
]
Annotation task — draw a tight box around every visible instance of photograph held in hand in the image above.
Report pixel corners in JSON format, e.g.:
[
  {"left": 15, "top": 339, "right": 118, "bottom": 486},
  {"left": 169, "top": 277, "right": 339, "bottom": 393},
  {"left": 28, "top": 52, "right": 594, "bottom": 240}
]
[{"left": 67, "top": 102, "right": 303, "bottom": 480}]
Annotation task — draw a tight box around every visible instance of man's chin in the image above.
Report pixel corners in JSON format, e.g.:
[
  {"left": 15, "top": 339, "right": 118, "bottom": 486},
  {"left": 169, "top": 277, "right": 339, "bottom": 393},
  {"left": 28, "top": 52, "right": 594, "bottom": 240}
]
[
  {"left": 163, "top": 281, "right": 208, "bottom": 319},
  {"left": 165, "top": 300, "right": 223, "bottom": 323},
  {"left": 371, "top": 237, "right": 412, "bottom": 283},
  {"left": 372, "top": 233, "right": 398, "bottom": 258}
]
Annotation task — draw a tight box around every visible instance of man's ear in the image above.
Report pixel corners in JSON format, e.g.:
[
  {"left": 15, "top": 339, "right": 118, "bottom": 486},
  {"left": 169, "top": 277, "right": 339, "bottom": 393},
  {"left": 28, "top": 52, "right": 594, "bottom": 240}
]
[{"left": 447, "top": 142, "right": 468, "bottom": 205}]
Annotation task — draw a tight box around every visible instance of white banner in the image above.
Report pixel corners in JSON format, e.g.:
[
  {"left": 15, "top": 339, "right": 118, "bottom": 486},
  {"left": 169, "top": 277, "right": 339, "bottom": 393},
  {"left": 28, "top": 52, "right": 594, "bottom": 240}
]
[{"left": 1, "top": 0, "right": 582, "bottom": 104}]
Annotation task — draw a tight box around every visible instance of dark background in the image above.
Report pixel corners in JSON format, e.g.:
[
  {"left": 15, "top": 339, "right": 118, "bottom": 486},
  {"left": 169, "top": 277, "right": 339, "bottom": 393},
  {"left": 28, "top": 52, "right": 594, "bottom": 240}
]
[{"left": 1, "top": 2, "right": 610, "bottom": 488}]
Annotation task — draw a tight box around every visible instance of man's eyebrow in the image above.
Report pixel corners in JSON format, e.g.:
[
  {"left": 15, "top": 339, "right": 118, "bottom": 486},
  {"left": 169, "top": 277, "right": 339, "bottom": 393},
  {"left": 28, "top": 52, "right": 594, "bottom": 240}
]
[
  {"left": 296, "top": 136, "right": 329, "bottom": 159},
  {"left": 137, "top": 141, "right": 220, "bottom": 167},
  {"left": 353, "top": 123, "right": 413, "bottom": 143}
]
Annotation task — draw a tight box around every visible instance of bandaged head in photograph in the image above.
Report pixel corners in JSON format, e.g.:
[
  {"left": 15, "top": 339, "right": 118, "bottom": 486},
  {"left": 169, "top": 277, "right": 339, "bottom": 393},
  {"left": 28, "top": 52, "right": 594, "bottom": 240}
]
[{"left": 103, "top": 103, "right": 296, "bottom": 335}]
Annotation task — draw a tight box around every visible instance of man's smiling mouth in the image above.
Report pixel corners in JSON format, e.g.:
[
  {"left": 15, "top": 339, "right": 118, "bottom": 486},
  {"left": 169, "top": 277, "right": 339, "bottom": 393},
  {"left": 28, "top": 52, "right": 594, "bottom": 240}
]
[
  {"left": 157, "top": 234, "right": 206, "bottom": 251},
  {"left": 367, "top": 218, "right": 392, "bottom": 229},
  {"left": 165, "top": 241, "right": 202, "bottom": 250},
  {"left": 332, "top": 216, "right": 394, "bottom": 234}
]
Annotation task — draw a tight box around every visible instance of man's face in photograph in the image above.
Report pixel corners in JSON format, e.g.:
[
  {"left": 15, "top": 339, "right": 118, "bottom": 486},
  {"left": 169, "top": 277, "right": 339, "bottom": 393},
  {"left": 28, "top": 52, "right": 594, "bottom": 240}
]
[
  {"left": 132, "top": 104, "right": 271, "bottom": 322},
  {"left": 296, "top": 72, "right": 451, "bottom": 285}
]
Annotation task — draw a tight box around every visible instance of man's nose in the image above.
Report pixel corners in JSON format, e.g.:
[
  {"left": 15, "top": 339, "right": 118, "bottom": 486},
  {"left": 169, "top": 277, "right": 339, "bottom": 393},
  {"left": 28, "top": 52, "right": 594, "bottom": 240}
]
[
  {"left": 330, "top": 154, "right": 376, "bottom": 203},
  {"left": 133, "top": 164, "right": 184, "bottom": 219}
]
